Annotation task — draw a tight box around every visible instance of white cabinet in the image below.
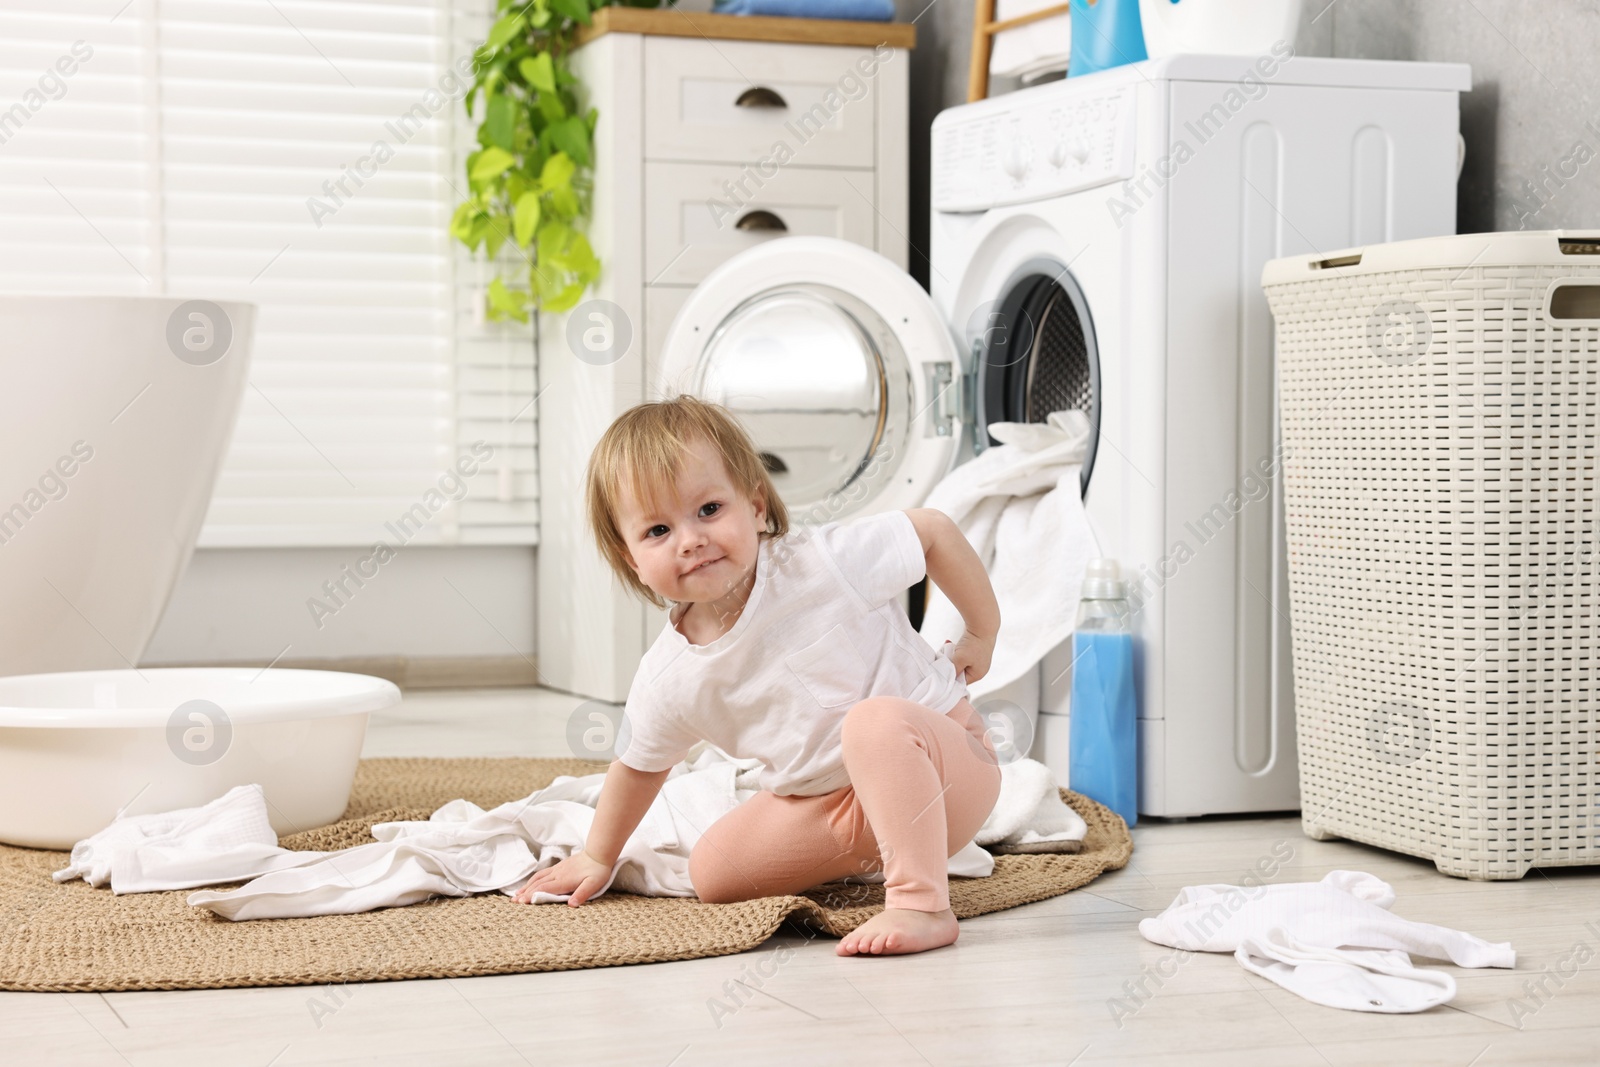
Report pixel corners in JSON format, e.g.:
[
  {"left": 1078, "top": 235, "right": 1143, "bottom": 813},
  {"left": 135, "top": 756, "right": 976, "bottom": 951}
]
[{"left": 538, "top": 10, "right": 914, "bottom": 702}]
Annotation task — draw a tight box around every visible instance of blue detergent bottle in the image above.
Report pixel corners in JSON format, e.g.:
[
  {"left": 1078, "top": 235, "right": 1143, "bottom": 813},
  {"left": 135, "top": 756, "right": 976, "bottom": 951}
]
[
  {"left": 1068, "top": 0, "right": 1148, "bottom": 79},
  {"left": 1068, "top": 558, "right": 1138, "bottom": 827}
]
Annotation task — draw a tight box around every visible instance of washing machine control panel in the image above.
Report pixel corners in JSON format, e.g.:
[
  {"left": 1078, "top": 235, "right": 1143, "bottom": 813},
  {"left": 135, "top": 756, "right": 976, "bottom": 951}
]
[{"left": 932, "top": 84, "right": 1136, "bottom": 212}]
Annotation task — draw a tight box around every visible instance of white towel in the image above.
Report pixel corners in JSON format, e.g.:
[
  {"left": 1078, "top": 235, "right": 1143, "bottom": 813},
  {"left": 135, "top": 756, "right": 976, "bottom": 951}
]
[
  {"left": 979, "top": 757, "right": 1087, "bottom": 853},
  {"left": 919, "top": 409, "right": 1101, "bottom": 700},
  {"left": 988, "top": 0, "right": 1070, "bottom": 82},
  {"left": 50, "top": 784, "right": 335, "bottom": 894},
  {"left": 1138, "top": 870, "right": 1515, "bottom": 1013},
  {"left": 53, "top": 750, "right": 1086, "bottom": 920}
]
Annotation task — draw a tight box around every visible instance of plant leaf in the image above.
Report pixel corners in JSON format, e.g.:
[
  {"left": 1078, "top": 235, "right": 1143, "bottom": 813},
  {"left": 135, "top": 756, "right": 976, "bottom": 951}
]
[
  {"left": 550, "top": 185, "right": 580, "bottom": 218},
  {"left": 519, "top": 53, "right": 556, "bottom": 95},
  {"left": 549, "top": 0, "right": 591, "bottom": 25},
  {"left": 565, "top": 228, "right": 599, "bottom": 279},
  {"left": 537, "top": 219, "right": 573, "bottom": 266},
  {"left": 470, "top": 146, "right": 516, "bottom": 183},
  {"left": 538, "top": 151, "right": 576, "bottom": 193},
  {"left": 485, "top": 94, "right": 516, "bottom": 150},
  {"left": 537, "top": 90, "right": 567, "bottom": 124},
  {"left": 485, "top": 11, "right": 525, "bottom": 50},
  {"left": 513, "top": 191, "right": 542, "bottom": 248},
  {"left": 542, "top": 281, "right": 586, "bottom": 313},
  {"left": 548, "top": 115, "right": 590, "bottom": 167},
  {"left": 448, "top": 201, "right": 479, "bottom": 243},
  {"left": 485, "top": 212, "right": 511, "bottom": 260},
  {"left": 487, "top": 277, "right": 530, "bottom": 323}
]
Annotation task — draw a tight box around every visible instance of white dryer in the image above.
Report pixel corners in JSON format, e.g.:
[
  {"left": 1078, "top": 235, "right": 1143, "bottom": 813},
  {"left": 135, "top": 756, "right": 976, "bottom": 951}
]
[{"left": 629, "top": 54, "right": 1470, "bottom": 817}]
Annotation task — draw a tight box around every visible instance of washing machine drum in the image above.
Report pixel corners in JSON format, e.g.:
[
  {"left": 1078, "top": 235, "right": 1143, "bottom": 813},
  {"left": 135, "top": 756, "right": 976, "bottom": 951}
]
[
  {"left": 973, "top": 269, "right": 1101, "bottom": 494},
  {"left": 658, "top": 237, "right": 966, "bottom": 523}
]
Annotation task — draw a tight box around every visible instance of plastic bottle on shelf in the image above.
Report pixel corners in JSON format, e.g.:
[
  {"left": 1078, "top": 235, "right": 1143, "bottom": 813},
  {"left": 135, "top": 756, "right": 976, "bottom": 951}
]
[
  {"left": 1068, "top": 0, "right": 1149, "bottom": 79},
  {"left": 1067, "top": 557, "right": 1138, "bottom": 827}
]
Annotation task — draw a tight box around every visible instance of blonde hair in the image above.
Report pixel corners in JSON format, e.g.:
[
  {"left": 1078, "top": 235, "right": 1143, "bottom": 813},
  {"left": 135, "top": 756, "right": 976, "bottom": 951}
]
[{"left": 586, "top": 395, "right": 790, "bottom": 608}]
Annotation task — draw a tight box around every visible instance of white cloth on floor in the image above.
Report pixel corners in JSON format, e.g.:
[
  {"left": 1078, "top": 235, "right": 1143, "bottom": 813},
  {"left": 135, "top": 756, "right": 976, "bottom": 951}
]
[
  {"left": 978, "top": 756, "right": 1087, "bottom": 853},
  {"left": 54, "top": 747, "right": 1085, "bottom": 920},
  {"left": 919, "top": 409, "right": 1102, "bottom": 699},
  {"left": 1235, "top": 928, "right": 1457, "bottom": 1014},
  {"left": 1138, "top": 870, "right": 1515, "bottom": 1013},
  {"left": 50, "top": 784, "right": 335, "bottom": 894},
  {"left": 189, "top": 750, "right": 749, "bottom": 920}
]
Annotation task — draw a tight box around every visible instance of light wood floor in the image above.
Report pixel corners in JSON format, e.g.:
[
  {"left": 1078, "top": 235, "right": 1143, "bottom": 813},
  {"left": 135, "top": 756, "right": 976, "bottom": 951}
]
[{"left": 7, "top": 687, "right": 1600, "bottom": 1066}]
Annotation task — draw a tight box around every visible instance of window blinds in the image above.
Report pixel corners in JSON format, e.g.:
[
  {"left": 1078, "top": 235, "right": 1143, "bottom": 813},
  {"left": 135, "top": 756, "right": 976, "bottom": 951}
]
[{"left": 0, "top": 0, "right": 538, "bottom": 547}]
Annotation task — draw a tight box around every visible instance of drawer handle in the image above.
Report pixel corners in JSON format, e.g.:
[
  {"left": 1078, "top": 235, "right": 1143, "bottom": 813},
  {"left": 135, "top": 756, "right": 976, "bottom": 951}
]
[
  {"left": 735, "top": 86, "right": 787, "bottom": 110},
  {"left": 735, "top": 210, "right": 788, "bottom": 232}
]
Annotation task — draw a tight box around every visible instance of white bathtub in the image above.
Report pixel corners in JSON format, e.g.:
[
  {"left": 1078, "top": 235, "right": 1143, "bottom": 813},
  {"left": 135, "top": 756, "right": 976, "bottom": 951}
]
[
  {"left": 0, "top": 668, "right": 400, "bottom": 850},
  {"left": 0, "top": 295, "right": 253, "bottom": 677}
]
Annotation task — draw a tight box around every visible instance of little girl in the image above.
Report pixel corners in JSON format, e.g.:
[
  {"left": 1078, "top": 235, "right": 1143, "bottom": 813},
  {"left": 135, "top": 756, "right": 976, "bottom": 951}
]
[{"left": 515, "top": 395, "right": 1003, "bottom": 956}]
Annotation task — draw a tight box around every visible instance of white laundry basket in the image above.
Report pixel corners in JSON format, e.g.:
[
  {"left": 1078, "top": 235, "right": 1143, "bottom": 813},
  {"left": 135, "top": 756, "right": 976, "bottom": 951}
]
[{"left": 1262, "top": 231, "right": 1600, "bottom": 880}]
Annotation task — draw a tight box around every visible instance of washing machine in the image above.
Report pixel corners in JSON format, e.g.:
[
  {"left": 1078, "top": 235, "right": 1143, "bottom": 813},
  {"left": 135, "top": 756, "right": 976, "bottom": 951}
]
[{"left": 645, "top": 54, "right": 1471, "bottom": 817}]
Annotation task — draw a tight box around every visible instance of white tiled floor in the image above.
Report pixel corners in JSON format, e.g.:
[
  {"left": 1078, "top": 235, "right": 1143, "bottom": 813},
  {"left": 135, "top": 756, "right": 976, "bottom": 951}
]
[{"left": 7, "top": 687, "right": 1600, "bottom": 1066}]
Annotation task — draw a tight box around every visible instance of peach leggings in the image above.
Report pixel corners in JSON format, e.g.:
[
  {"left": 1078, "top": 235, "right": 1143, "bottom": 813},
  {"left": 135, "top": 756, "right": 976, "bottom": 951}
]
[{"left": 689, "top": 696, "right": 1002, "bottom": 913}]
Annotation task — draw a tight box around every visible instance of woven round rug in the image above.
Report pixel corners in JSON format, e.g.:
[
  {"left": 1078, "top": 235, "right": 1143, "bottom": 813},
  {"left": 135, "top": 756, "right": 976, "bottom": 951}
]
[{"left": 0, "top": 757, "right": 1133, "bottom": 992}]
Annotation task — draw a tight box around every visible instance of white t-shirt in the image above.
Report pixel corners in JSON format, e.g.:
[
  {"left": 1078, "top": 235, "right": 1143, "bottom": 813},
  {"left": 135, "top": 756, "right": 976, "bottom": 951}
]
[{"left": 616, "top": 509, "right": 970, "bottom": 796}]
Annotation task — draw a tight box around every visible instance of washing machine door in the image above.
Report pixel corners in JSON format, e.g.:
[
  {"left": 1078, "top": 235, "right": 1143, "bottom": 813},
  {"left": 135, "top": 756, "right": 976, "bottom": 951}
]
[{"left": 659, "top": 237, "right": 963, "bottom": 523}]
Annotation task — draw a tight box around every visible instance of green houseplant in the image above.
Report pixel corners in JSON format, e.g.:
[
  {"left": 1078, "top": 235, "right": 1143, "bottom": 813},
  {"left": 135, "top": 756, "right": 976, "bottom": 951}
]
[{"left": 451, "top": 0, "right": 676, "bottom": 322}]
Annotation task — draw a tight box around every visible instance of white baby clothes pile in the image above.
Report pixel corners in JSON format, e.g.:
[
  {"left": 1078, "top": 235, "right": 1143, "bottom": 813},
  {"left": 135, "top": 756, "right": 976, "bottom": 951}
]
[
  {"left": 188, "top": 752, "right": 747, "bottom": 920},
  {"left": 918, "top": 408, "right": 1102, "bottom": 700},
  {"left": 53, "top": 748, "right": 1088, "bottom": 921},
  {"left": 51, "top": 784, "right": 335, "bottom": 893},
  {"left": 1139, "top": 870, "right": 1515, "bottom": 1013}
]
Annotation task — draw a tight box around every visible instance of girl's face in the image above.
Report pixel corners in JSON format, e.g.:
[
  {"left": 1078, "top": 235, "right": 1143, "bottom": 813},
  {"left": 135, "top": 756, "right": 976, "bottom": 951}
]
[{"left": 616, "top": 436, "right": 767, "bottom": 605}]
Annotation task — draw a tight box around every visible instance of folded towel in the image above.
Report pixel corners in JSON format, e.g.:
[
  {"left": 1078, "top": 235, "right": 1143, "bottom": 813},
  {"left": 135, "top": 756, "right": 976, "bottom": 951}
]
[
  {"left": 1139, "top": 870, "right": 1515, "bottom": 1013},
  {"left": 919, "top": 408, "right": 1102, "bottom": 700},
  {"left": 989, "top": 0, "right": 1070, "bottom": 81},
  {"left": 53, "top": 749, "right": 1086, "bottom": 920},
  {"left": 711, "top": 0, "right": 896, "bottom": 21}
]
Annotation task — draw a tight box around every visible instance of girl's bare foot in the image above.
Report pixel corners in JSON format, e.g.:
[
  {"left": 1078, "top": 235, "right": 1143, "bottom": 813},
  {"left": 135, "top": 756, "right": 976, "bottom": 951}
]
[{"left": 837, "top": 907, "right": 959, "bottom": 956}]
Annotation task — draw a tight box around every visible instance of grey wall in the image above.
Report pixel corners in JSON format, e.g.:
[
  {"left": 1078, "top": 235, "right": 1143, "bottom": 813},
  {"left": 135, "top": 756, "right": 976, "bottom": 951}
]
[{"left": 898, "top": 0, "right": 1600, "bottom": 288}]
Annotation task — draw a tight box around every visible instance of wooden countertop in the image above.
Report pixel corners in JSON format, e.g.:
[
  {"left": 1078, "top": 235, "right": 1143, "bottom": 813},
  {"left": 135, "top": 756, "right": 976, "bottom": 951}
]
[{"left": 573, "top": 7, "right": 915, "bottom": 49}]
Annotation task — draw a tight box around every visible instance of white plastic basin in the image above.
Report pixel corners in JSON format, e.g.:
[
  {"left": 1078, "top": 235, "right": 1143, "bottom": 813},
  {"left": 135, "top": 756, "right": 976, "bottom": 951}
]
[{"left": 0, "top": 668, "right": 400, "bottom": 850}]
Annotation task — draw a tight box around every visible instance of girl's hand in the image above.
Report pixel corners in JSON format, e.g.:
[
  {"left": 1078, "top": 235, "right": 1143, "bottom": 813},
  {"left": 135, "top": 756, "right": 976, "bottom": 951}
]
[
  {"left": 947, "top": 628, "right": 995, "bottom": 685},
  {"left": 513, "top": 849, "right": 615, "bottom": 906}
]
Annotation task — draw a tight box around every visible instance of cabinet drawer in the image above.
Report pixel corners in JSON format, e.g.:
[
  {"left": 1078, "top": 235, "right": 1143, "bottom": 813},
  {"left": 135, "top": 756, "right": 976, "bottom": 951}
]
[
  {"left": 644, "top": 37, "right": 886, "bottom": 167},
  {"left": 644, "top": 161, "right": 876, "bottom": 286}
]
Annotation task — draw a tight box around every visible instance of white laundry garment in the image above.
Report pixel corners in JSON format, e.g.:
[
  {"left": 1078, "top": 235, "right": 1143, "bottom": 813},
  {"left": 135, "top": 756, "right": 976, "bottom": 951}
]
[
  {"left": 988, "top": 0, "right": 1070, "bottom": 82},
  {"left": 186, "top": 751, "right": 748, "bottom": 920},
  {"left": 50, "top": 784, "right": 335, "bottom": 894},
  {"left": 977, "top": 756, "right": 1088, "bottom": 853},
  {"left": 1235, "top": 928, "right": 1457, "bottom": 1014},
  {"left": 919, "top": 408, "right": 1102, "bottom": 700},
  {"left": 52, "top": 748, "right": 1085, "bottom": 920},
  {"left": 1139, "top": 870, "right": 1515, "bottom": 1013}
]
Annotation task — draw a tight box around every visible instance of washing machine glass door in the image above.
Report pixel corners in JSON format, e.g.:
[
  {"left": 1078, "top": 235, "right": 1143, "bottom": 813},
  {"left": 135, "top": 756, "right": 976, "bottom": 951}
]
[{"left": 660, "top": 237, "right": 963, "bottom": 523}]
